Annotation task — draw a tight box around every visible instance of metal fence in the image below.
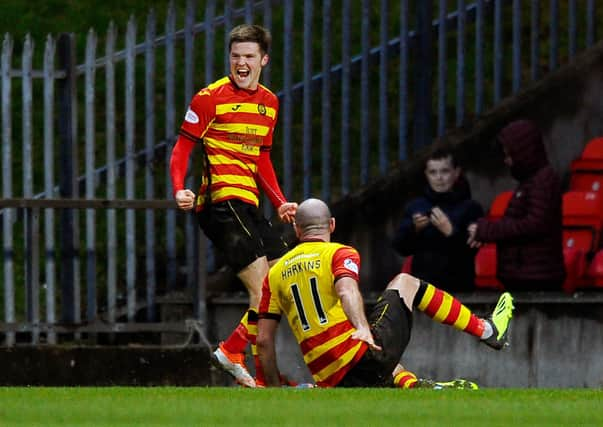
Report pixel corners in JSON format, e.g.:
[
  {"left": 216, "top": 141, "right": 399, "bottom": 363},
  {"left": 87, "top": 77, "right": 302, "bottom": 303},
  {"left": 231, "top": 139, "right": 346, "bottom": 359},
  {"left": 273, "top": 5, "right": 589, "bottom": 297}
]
[{"left": 0, "top": 0, "right": 600, "bottom": 346}]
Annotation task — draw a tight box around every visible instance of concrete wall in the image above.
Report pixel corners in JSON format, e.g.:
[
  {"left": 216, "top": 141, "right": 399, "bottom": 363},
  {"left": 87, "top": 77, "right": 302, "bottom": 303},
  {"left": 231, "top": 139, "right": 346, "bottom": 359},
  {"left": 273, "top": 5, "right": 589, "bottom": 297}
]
[
  {"left": 209, "top": 295, "right": 603, "bottom": 388},
  {"left": 1, "top": 295, "right": 600, "bottom": 387},
  {"left": 0, "top": 347, "right": 212, "bottom": 386}
]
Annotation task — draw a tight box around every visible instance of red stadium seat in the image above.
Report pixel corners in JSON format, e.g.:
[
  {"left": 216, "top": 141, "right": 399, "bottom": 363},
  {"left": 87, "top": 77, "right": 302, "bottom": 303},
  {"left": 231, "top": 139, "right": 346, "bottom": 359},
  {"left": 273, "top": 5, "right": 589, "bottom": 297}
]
[
  {"left": 562, "top": 191, "right": 603, "bottom": 250},
  {"left": 562, "top": 246, "right": 589, "bottom": 293},
  {"left": 580, "top": 136, "right": 603, "bottom": 160},
  {"left": 561, "top": 191, "right": 603, "bottom": 292},
  {"left": 569, "top": 168, "right": 603, "bottom": 192},
  {"left": 586, "top": 250, "right": 603, "bottom": 288},
  {"left": 569, "top": 137, "right": 603, "bottom": 192},
  {"left": 488, "top": 191, "right": 513, "bottom": 220},
  {"left": 474, "top": 244, "right": 505, "bottom": 290},
  {"left": 473, "top": 191, "right": 512, "bottom": 290}
]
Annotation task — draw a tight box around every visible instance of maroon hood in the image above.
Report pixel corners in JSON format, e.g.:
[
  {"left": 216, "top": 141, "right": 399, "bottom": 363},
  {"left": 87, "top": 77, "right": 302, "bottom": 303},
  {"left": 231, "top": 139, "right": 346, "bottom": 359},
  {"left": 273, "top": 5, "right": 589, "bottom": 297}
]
[{"left": 497, "top": 120, "right": 549, "bottom": 181}]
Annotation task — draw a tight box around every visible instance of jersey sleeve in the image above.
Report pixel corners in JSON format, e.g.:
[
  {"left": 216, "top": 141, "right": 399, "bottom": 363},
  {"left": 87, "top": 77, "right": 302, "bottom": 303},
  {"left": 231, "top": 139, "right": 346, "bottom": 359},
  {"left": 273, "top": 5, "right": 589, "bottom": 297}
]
[
  {"left": 179, "top": 88, "right": 216, "bottom": 142},
  {"left": 169, "top": 135, "right": 195, "bottom": 196},
  {"left": 258, "top": 275, "right": 282, "bottom": 320},
  {"left": 331, "top": 246, "right": 361, "bottom": 283},
  {"left": 169, "top": 89, "right": 216, "bottom": 196},
  {"left": 257, "top": 149, "right": 287, "bottom": 208},
  {"left": 256, "top": 95, "right": 286, "bottom": 208}
]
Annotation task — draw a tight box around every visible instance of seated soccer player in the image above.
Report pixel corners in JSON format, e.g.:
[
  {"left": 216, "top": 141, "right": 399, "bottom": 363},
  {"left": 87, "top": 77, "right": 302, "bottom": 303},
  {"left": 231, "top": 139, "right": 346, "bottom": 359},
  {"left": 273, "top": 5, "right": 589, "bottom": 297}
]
[{"left": 257, "top": 198, "right": 514, "bottom": 388}]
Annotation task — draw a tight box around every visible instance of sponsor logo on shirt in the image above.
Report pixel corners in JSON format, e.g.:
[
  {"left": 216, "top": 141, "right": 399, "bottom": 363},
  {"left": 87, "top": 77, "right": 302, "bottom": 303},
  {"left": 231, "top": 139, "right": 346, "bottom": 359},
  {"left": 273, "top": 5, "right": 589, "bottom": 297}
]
[
  {"left": 258, "top": 103, "right": 267, "bottom": 115},
  {"left": 185, "top": 108, "right": 199, "bottom": 124},
  {"left": 232, "top": 104, "right": 242, "bottom": 111},
  {"left": 343, "top": 258, "right": 358, "bottom": 274}
]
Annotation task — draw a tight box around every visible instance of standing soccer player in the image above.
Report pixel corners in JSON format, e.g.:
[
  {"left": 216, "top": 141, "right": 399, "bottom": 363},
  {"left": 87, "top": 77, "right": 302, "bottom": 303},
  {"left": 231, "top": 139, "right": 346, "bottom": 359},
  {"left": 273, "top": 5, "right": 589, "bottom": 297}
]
[
  {"left": 170, "top": 24, "right": 297, "bottom": 388},
  {"left": 257, "top": 198, "right": 514, "bottom": 388}
]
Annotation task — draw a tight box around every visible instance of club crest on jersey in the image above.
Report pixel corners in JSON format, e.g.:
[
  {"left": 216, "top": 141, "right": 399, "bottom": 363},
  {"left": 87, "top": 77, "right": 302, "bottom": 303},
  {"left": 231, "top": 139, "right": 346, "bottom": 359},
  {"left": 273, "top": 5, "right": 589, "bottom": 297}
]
[
  {"left": 185, "top": 108, "right": 199, "bottom": 124},
  {"left": 257, "top": 103, "right": 267, "bottom": 115},
  {"left": 343, "top": 258, "right": 358, "bottom": 274}
]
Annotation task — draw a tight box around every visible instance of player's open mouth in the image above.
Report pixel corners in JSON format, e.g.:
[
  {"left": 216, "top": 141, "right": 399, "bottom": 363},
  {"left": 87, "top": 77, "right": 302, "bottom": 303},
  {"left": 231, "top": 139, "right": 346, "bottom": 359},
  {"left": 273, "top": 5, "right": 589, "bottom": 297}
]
[{"left": 236, "top": 69, "right": 250, "bottom": 79}]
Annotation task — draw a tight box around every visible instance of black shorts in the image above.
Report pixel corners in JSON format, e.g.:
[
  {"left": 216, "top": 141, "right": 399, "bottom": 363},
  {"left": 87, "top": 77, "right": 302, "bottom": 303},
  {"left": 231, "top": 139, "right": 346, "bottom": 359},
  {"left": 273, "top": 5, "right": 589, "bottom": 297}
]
[
  {"left": 338, "top": 289, "right": 413, "bottom": 387},
  {"left": 197, "top": 199, "right": 289, "bottom": 273}
]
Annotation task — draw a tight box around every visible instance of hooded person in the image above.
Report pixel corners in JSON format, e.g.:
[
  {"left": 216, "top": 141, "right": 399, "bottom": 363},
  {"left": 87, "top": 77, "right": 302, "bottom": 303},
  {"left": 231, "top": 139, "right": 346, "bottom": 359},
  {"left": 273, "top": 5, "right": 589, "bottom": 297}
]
[{"left": 467, "top": 120, "right": 566, "bottom": 291}]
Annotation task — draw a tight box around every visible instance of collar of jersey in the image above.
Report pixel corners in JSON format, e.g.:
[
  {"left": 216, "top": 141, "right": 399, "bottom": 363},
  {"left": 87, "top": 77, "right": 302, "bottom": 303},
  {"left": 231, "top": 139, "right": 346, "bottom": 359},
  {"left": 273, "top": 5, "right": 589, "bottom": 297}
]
[{"left": 228, "top": 75, "right": 260, "bottom": 94}]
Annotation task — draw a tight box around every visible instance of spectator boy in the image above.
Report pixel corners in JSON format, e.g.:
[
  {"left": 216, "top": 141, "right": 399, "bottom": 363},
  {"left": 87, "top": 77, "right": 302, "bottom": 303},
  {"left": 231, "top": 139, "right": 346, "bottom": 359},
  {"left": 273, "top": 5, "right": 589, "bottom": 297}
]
[{"left": 392, "top": 148, "right": 484, "bottom": 291}]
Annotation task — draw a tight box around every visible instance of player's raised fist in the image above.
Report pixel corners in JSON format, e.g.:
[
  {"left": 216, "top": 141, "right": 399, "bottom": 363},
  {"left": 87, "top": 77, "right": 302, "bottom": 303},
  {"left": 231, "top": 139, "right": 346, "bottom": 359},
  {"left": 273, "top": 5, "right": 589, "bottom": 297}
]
[
  {"left": 278, "top": 202, "right": 298, "bottom": 223},
  {"left": 175, "top": 189, "right": 196, "bottom": 211}
]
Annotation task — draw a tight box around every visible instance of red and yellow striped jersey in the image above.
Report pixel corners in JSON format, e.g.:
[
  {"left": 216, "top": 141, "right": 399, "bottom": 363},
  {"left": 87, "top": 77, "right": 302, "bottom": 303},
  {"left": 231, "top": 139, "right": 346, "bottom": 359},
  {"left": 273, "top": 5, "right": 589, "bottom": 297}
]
[
  {"left": 173, "top": 76, "right": 281, "bottom": 209},
  {"left": 259, "top": 240, "right": 368, "bottom": 387}
]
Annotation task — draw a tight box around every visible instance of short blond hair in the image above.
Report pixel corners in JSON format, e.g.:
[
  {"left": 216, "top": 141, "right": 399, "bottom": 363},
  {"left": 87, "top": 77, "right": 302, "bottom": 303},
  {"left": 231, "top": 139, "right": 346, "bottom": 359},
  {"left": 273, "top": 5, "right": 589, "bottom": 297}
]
[{"left": 229, "top": 24, "right": 271, "bottom": 55}]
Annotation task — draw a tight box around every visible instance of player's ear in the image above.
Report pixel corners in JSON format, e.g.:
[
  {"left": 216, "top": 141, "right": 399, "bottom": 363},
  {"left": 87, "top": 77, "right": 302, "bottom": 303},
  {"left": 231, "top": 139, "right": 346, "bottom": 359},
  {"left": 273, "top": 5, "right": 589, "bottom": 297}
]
[
  {"left": 261, "top": 54, "right": 269, "bottom": 67},
  {"left": 329, "top": 217, "right": 336, "bottom": 233},
  {"left": 294, "top": 223, "right": 302, "bottom": 239}
]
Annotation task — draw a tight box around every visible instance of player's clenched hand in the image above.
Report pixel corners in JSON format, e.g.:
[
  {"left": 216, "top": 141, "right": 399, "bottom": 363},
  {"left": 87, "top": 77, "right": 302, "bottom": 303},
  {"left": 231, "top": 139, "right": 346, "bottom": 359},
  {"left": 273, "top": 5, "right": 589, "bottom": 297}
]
[
  {"left": 278, "top": 202, "right": 298, "bottom": 223},
  {"left": 175, "top": 189, "right": 196, "bottom": 211},
  {"left": 351, "top": 327, "right": 382, "bottom": 352}
]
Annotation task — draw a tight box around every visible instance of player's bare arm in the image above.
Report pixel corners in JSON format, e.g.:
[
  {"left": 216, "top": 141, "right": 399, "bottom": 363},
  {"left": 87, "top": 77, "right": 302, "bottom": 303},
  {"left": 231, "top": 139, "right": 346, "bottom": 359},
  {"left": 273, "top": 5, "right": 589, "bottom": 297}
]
[
  {"left": 335, "top": 277, "right": 382, "bottom": 351},
  {"left": 256, "top": 317, "right": 282, "bottom": 386}
]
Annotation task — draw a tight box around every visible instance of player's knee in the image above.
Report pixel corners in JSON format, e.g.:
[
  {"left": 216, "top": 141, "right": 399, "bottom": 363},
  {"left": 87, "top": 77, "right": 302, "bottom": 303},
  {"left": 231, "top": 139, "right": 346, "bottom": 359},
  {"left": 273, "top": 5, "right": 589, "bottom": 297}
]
[
  {"left": 386, "top": 273, "right": 415, "bottom": 291},
  {"left": 386, "top": 273, "right": 419, "bottom": 309}
]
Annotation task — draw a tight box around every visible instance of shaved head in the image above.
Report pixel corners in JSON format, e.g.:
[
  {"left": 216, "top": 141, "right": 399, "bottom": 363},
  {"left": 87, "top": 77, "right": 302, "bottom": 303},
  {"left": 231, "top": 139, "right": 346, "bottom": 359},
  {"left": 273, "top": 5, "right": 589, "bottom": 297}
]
[{"left": 295, "top": 198, "right": 333, "bottom": 238}]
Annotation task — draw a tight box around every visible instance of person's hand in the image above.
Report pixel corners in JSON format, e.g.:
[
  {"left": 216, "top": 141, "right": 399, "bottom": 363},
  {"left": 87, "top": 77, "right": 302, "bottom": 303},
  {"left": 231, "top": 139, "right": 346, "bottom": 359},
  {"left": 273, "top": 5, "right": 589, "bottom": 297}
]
[
  {"left": 175, "top": 189, "right": 196, "bottom": 211},
  {"left": 466, "top": 223, "right": 482, "bottom": 248},
  {"left": 351, "top": 327, "right": 382, "bottom": 352},
  {"left": 278, "top": 202, "right": 298, "bottom": 223},
  {"left": 412, "top": 213, "right": 430, "bottom": 232},
  {"left": 430, "top": 207, "right": 453, "bottom": 236}
]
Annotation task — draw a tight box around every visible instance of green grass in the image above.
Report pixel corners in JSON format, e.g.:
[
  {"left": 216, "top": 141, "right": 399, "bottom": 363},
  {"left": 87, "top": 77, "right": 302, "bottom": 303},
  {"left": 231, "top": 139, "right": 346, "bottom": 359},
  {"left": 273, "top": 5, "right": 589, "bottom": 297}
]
[{"left": 0, "top": 387, "right": 601, "bottom": 426}]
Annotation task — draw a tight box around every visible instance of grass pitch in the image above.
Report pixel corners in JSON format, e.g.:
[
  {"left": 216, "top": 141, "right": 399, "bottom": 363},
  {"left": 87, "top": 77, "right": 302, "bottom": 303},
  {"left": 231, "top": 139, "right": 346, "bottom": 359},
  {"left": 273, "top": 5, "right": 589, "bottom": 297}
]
[{"left": 0, "top": 387, "right": 601, "bottom": 426}]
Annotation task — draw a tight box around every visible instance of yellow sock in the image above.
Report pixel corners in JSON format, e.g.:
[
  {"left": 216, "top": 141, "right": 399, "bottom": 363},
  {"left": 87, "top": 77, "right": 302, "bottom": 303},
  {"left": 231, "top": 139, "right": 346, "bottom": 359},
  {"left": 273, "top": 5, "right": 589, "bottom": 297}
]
[{"left": 394, "top": 370, "right": 418, "bottom": 389}]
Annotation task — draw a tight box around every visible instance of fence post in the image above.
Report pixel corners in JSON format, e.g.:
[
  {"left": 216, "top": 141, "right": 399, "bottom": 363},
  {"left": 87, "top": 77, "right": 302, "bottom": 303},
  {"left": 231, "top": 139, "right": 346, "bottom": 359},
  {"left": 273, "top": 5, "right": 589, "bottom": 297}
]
[
  {"left": 85, "top": 29, "right": 98, "bottom": 325},
  {"left": 414, "top": 0, "right": 433, "bottom": 150},
  {"left": 399, "top": 0, "right": 409, "bottom": 160},
  {"left": 43, "top": 34, "right": 57, "bottom": 344},
  {"left": 1, "top": 33, "right": 15, "bottom": 346},
  {"left": 57, "top": 33, "right": 77, "bottom": 323},
  {"left": 125, "top": 17, "right": 137, "bottom": 322},
  {"left": 22, "top": 34, "right": 40, "bottom": 344}
]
